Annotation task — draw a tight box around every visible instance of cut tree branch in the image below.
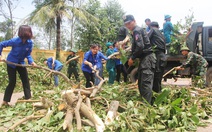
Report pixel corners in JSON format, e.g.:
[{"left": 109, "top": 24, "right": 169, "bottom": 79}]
[
  {"left": 1, "top": 60, "right": 74, "bottom": 85},
  {"left": 8, "top": 114, "right": 44, "bottom": 130},
  {"left": 65, "top": 55, "right": 79, "bottom": 65}
]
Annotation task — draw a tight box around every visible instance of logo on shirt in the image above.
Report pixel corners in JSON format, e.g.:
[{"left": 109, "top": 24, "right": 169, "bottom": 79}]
[{"left": 26, "top": 48, "right": 29, "bottom": 51}]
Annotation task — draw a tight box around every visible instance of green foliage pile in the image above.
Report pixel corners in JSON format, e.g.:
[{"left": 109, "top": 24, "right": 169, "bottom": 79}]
[{"left": 0, "top": 75, "right": 211, "bottom": 131}]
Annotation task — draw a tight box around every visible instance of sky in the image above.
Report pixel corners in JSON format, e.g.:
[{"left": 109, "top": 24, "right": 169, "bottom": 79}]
[{"left": 0, "top": 0, "right": 211, "bottom": 29}]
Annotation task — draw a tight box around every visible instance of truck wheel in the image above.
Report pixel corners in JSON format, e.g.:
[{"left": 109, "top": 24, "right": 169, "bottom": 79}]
[
  {"left": 130, "top": 67, "right": 138, "bottom": 83},
  {"left": 206, "top": 67, "right": 212, "bottom": 87}
]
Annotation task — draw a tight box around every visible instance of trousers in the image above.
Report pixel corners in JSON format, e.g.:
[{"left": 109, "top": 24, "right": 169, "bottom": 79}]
[
  {"left": 138, "top": 53, "right": 156, "bottom": 104},
  {"left": 3, "top": 65, "right": 31, "bottom": 102}
]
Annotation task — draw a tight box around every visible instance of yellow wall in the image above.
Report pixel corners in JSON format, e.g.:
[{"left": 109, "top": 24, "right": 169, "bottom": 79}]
[{"left": 1, "top": 47, "right": 84, "bottom": 64}]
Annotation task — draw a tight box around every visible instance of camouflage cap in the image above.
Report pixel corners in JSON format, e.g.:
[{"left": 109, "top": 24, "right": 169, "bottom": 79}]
[
  {"left": 180, "top": 46, "right": 190, "bottom": 52},
  {"left": 70, "top": 49, "right": 77, "bottom": 53}
]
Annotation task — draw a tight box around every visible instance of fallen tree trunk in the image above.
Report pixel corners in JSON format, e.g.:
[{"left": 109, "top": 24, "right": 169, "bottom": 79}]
[
  {"left": 86, "top": 97, "right": 91, "bottom": 108},
  {"left": 105, "top": 101, "right": 119, "bottom": 125},
  {"left": 80, "top": 103, "right": 105, "bottom": 132},
  {"left": 75, "top": 94, "right": 83, "bottom": 131},
  {"left": 63, "top": 108, "right": 74, "bottom": 132}
]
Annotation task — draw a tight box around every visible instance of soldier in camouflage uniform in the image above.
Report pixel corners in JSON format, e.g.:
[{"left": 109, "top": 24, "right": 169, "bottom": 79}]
[
  {"left": 176, "top": 46, "right": 208, "bottom": 86},
  {"left": 66, "top": 49, "right": 79, "bottom": 82},
  {"left": 123, "top": 15, "right": 156, "bottom": 104}
]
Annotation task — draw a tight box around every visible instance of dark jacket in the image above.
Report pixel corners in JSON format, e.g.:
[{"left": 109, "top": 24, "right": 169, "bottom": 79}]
[
  {"left": 148, "top": 27, "right": 166, "bottom": 52},
  {"left": 131, "top": 25, "right": 152, "bottom": 60}
]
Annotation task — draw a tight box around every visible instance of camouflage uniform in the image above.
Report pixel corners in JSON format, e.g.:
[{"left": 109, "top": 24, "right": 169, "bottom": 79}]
[
  {"left": 148, "top": 24, "right": 167, "bottom": 93},
  {"left": 131, "top": 25, "right": 156, "bottom": 104},
  {"left": 182, "top": 52, "right": 208, "bottom": 85},
  {"left": 66, "top": 55, "right": 79, "bottom": 81}
]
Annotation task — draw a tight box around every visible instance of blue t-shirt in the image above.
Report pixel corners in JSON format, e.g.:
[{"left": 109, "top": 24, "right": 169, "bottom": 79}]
[
  {"left": 46, "top": 57, "right": 63, "bottom": 70},
  {"left": 81, "top": 50, "right": 108, "bottom": 73},
  {"left": 0, "top": 37, "right": 34, "bottom": 68},
  {"left": 114, "top": 48, "right": 122, "bottom": 65},
  {"left": 96, "top": 51, "right": 107, "bottom": 69}
]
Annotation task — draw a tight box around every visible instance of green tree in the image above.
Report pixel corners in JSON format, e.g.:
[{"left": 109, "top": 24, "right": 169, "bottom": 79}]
[
  {"left": 75, "top": 0, "right": 125, "bottom": 52},
  {"left": 29, "top": 0, "right": 98, "bottom": 59},
  {"left": 0, "top": 19, "right": 14, "bottom": 40}
]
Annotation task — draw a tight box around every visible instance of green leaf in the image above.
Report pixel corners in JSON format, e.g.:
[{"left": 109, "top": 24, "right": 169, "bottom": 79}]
[
  {"left": 191, "top": 115, "right": 199, "bottom": 124},
  {"left": 155, "top": 124, "right": 166, "bottom": 130},
  {"left": 127, "top": 100, "right": 134, "bottom": 108},
  {"left": 171, "top": 98, "right": 182, "bottom": 106},
  {"left": 120, "top": 49, "right": 127, "bottom": 64},
  {"left": 54, "top": 112, "right": 64, "bottom": 120},
  {"left": 190, "top": 105, "right": 198, "bottom": 114},
  {"left": 173, "top": 106, "right": 182, "bottom": 112},
  {"left": 154, "top": 89, "right": 170, "bottom": 105}
]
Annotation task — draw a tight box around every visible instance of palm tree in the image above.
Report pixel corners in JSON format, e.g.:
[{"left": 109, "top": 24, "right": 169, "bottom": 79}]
[{"left": 29, "top": 0, "right": 98, "bottom": 59}]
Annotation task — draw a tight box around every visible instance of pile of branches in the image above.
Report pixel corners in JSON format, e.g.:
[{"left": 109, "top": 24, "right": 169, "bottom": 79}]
[{"left": 1, "top": 59, "right": 120, "bottom": 132}]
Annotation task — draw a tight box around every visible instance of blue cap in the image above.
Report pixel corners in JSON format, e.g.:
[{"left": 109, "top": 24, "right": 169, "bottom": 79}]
[
  {"left": 106, "top": 42, "right": 113, "bottom": 47},
  {"left": 164, "top": 15, "right": 171, "bottom": 20}
]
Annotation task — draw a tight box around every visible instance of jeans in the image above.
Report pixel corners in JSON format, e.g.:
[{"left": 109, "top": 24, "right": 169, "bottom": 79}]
[{"left": 54, "top": 65, "right": 63, "bottom": 86}]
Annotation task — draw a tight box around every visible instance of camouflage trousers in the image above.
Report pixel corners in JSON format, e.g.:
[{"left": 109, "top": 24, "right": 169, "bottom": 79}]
[
  {"left": 138, "top": 53, "right": 156, "bottom": 104},
  {"left": 192, "top": 66, "right": 207, "bottom": 87}
]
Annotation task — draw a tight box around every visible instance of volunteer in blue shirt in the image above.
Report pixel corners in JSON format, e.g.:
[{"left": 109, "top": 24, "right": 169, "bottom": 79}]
[
  {"left": 0, "top": 25, "right": 36, "bottom": 106},
  {"left": 94, "top": 45, "right": 107, "bottom": 86},
  {"left": 113, "top": 41, "right": 128, "bottom": 83},
  {"left": 106, "top": 42, "right": 116, "bottom": 85},
  {"left": 44, "top": 57, "right": 63, "bottom": 87},
  {"left": 82, "top": 44, "right": 103, "bottom": 88}
]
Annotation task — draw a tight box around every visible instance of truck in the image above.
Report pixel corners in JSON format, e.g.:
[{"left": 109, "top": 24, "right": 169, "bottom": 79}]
[{"left": 128, "top": 22, "right": 212, "bottom": 86}]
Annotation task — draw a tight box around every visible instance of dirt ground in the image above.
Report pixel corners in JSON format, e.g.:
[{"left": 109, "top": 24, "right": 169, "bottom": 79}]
[{"left": 0, "top": 78, "right": 211, "bottom": 131}]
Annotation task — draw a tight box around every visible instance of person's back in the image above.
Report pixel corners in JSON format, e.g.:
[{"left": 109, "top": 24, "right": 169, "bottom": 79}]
[{"left": 148, "top": 22, "right": 166, "bottom": 52}]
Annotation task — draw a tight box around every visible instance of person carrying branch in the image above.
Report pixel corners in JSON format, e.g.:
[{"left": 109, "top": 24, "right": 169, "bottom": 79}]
[
  {"left": 175, "top": 46, "right": 208, "bottom": 86},
  {"left": 82, "top": 44, "right": 107, "bottom": 88},
  {"left": 123, "top": 15, "right": 156, "bottom": 104},
  {"left": 106, "top": 42, "right": 116, "bottom": 85},
  {"left": 66, "top": 49, "right": 79, "bottom": 82},
  {"left": 43, "top": 57, "right": 63, "bottom": 87},
  {"left": 0, "top": 25, "right": 36, "bottom": 106},
  {"left": 113, "top": 41, "right": 128, "bottom": 83}
]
